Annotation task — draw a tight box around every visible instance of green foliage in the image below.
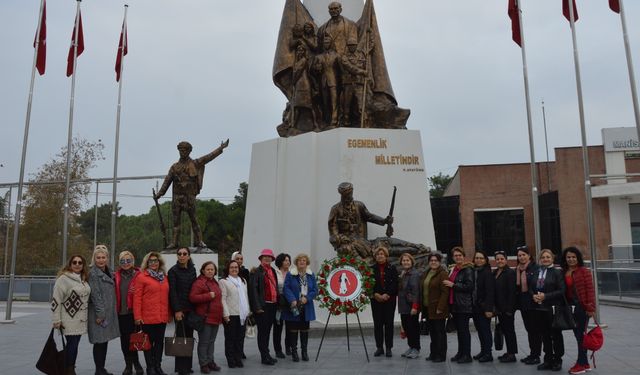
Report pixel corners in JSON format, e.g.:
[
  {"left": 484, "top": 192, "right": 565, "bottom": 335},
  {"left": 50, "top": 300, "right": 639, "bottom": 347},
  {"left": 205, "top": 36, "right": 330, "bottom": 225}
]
[{"left": 428, "top": 172, "right": 453, "bottom": 198}]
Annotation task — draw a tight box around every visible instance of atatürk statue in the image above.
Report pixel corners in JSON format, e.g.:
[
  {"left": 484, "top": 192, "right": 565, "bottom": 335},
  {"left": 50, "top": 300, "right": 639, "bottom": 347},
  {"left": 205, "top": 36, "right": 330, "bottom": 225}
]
[
  {"left": 154, "top": 139, "right": 229, "bottom": 248},
  {"left": 328, "top": 182, "right": 392, "bottom": 259},
  {"left": 273, "top": 0, "right": 410, "bottom": 137}
]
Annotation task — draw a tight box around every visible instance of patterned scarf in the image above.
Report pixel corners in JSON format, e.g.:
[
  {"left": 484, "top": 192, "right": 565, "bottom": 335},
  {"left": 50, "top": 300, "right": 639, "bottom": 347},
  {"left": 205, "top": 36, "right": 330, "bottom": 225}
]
[
  {"left": 516, "top": 261, "right": 530, "bottom": 292},
  {"left": 148, "top": 269, "right": 165, "bottom": 283}
]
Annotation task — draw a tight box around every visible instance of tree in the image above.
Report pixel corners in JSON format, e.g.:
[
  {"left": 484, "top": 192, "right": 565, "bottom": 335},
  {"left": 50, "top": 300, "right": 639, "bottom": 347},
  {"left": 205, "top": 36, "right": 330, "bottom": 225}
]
[
  {"left": 77, "top": 202, "right": 121, "bottom": 247},
  {"left": 16, "top": 138, "right": 104, "bottom": 274},
  {"left": 428, "top": 173, "right": 453, "bottom": 198}
]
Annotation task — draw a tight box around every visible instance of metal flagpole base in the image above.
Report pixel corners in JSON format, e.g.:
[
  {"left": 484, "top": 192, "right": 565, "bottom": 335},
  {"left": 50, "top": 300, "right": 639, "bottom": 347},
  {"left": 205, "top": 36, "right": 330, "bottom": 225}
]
[{"left": 0, "top": 319, "right": 16, "bottom": 324}]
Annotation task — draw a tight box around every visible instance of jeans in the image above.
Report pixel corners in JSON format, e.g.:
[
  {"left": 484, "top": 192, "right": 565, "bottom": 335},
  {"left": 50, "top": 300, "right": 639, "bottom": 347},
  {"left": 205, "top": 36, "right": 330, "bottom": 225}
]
[
  {"left": 255, "top": 303, "right": 276, "bottom": 360},
  {"left": 400, "top": 313, "right": 420, "bottom": 350},
  {"left": 572, "top": 304, "right": 589, "bottom": 365},
  {"left": 521, "top": 309, "right": 541, "bottom": 357},
  {"left": 371, "top": 299, "right": 396, "bottom": 350},
  {"left": 197, "top": 324, "right": 219, "bottom": 366},
  {"left": 142, "top": 323, "right": 167, "bottom": 370},
  {"left": 65, "top": 335, "right": 82, "bottom": 368},
  {"left": 498, "top": 313, "right": 518, "bottom": 354},
  {"left": 472, "top": 312, "right": 493, "bottom": 356},
  {"left": 454, "top": 313, "right": 472, "bottom": 356},
  {"left": 224, "top": 316, "right": 243, "bottom": 365},
  {"left": 428, "top": 319, "right": 447, "bottom": 359}
]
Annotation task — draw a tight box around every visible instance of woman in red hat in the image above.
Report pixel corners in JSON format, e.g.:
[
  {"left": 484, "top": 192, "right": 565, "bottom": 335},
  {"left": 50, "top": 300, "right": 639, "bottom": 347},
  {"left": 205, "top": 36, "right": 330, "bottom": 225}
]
[{"left": 248, "top": 249, "right": 280, "bottom": 365}]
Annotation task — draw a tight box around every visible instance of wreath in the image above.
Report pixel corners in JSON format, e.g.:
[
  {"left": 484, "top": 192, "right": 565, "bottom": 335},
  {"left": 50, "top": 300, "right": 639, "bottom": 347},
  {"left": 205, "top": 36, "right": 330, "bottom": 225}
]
[{"left": 316, "top": 255, "right": 375, "bottom": 315}]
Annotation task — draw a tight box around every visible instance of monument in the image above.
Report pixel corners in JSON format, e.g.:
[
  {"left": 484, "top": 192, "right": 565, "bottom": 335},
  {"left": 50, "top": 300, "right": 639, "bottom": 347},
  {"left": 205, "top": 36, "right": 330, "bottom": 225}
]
[
  {"left": 154, "top": 139, "right": 229, "bottom": 252},
  {"left": 242, "top": 0, "right": 436, "bottom": 322}
]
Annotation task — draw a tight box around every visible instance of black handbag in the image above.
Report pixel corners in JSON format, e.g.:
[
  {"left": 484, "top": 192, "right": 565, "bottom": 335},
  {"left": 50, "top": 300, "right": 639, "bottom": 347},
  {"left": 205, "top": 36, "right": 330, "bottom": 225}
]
[
  {"left": 445, "top": 314, "right": 456, "bottom": 333},
  {"left": 36, "top": 328, "right": 66, "bottom": 375},
  {"left": 494, "top": 317, "right": 504, "bottom": 351},
  {"left": 165, "top": 321, "right": 195, "bottom": 357},
  {"left": 187, "top": 283, "right": 211, "bottom": 332},
  {"left": 419, "top": 318, "right": 430, "bottom": 336},
  {"left": 552, "top": 295, "right": 576, "bottom": 331}
]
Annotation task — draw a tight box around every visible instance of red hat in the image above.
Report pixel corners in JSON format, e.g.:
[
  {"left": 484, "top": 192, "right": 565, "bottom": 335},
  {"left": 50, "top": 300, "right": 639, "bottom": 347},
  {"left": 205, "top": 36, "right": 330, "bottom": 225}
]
[{"left": 258, "top": 249, "right": 275, "bottom": 260}]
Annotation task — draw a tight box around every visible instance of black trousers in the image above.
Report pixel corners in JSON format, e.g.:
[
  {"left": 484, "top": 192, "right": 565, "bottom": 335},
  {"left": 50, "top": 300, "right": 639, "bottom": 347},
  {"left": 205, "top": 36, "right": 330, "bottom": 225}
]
[
  {"left": 142, "top": 323, "right": 167, "bottom": 369},
  {"left": 498, "top": 313, "right": 518, "bottom": 354},
  {"left": 472, "top": 312, "right": 493, "bottom": 356},
  {"left": 255, "top": 303, "right": 276, "bottom": 360},
  {"left": 64, "top": 335, "right": 82, "bottom": 368},
  {"left": 118, "top": 314, "right": 142, "bottom": 364},
  {"left": 224, "top": 316, "right": 243, "bottom": 365},
  {"left": 428, "top": 319, "right": 447, "bottom": 359},
  {"left": 174, "top": 317, "right": 194, "bottom": 372},
  {"left": 400, "top": 313, "right": 420, "bottom": 350},
  {"left": 371, "top": 299, "right": 396, "bottom": 350},
  {"left": 273, "top": 317, "right": 291, "bottom": 353},
  {"left": 532, "top": 309, "right": 564, "bottom": 364},
  {"left": 93, "top": 342, "right": 109, "bottom": 371},
  {"left": 521, "top": 309, "right": 541, "bottom": 357},
  {"left": 454, "top": 312, "right": 472, "bottom": 357}
]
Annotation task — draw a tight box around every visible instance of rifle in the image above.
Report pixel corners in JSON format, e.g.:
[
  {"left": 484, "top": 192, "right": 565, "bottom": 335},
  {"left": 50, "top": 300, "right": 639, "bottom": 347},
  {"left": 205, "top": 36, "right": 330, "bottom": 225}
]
[
  {"left": 152, "top": 188, "right": 168, "bottom": 249},
  {"left": 385, "top": 186, "right": 396, "bottom": 237}
]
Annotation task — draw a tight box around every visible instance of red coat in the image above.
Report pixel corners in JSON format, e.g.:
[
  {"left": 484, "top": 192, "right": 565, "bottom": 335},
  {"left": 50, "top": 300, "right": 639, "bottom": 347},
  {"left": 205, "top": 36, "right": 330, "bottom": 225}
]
[
  {"left": 189, "top": 275, "right": 223, "bottom": 325},
  {"left": 133, "top": 270, "right": 170, "bottom": 324},
  {"left": 572, "top": 266, "right": 596, "bottom": 313},
  {"left": 115, "top": 267, "right": 140, "bottom": 313}
]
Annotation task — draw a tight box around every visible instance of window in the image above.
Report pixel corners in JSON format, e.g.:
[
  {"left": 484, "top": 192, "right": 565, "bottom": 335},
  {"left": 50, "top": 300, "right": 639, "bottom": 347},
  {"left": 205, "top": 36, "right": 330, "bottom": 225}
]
[{"left": 474, "top": 208, "right": 525, "bottom": 256}]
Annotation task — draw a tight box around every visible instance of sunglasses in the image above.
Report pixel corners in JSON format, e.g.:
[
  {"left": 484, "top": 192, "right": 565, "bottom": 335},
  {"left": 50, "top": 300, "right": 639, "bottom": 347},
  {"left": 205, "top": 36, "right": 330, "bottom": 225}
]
[
  {"left": 71, "top": 261, "right": 83, "bottom": 265},
  {"left": 120, "top": 258, "right": 133, "bottom": 265},
  {"left": 494, "top": 251, "right": 506, "bottom": 256},
  {"left": 148, "top": 259, "right": 159, "bottom": 264},
  {"left": 177, "top": 252, "right": 189, "bottom": 256}
]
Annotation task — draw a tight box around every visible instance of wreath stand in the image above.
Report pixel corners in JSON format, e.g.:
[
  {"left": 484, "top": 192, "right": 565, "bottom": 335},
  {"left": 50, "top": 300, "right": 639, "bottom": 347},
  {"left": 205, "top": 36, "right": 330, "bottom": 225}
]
[{"left": 315, "top": 311, "right": 370, "bottom": 363}]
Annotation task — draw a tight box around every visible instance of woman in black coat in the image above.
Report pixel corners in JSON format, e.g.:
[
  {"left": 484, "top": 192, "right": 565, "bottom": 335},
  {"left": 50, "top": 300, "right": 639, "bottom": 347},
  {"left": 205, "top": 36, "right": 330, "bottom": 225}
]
[
  {"left": 516, "top": 246, "right": 541, "bottom": 365},
  {"left": 528, "top": 249, "right": 565, "bottom": 372},
  {"left": 371, "top": 246, "right": 398, "bottom": 358},
  {"left": 493, "top": 251, "right": 518, "bottom": 363},
  {"left": 472, "top": 250, "right": 495, "bottom": 362},
  {"left": 443, "top": 247, "right": 474, "bottom": 364},
  {"left": 168, "top": 248, "right": 197, "bottom": 375}
]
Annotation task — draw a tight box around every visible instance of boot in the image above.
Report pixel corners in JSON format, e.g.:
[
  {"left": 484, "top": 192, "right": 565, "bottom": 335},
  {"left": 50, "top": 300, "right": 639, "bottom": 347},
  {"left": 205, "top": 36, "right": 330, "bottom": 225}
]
[
  {"left": 132, "top": 355, "right": 144, "bottom": 375},
  {"left": 65, "top": 367, "right": 77, "bottom": 375},
  {"left": 300, "top": 331, "right": 309, "bottom": 362},
  {"left": 122, "top": 356, "right": 133, "bottom": 375},
  {"left": 290, "top": 330, "right": 299, "bottom": 362}
]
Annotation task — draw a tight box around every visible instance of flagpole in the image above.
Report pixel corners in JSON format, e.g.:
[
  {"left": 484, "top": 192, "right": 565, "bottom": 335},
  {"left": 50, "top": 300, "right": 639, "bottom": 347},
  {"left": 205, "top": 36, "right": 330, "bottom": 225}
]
[
  {"left": 516, "top": 0, "right": 541, "bottom": 257},
  {"left": 567, "top": 0, "right": 601, "bottom": 320},
  {"left": 618, "top": 0, "right": 640, "bottom": 150},
  {"left": 111, "top": 4, "right": 128, "bottom": 268},
  {"left": 3, "top": 187, "right": 12, "bottom": 276},
  {"left": 2, "top": 0, "right": 45, "bottom": 324},
  {"left": 62, "top": 0, "right": 82, "bottom": 266},
  {"left": 93, "top": 180, "right": 99, "bottom": 250}
]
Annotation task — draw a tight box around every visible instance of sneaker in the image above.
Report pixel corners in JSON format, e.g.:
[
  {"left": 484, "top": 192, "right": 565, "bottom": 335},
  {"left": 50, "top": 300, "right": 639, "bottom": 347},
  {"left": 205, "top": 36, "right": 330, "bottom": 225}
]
[
  {"left": 406, "top": 349, "right": 420, "bottom": 359},
  {"left": 401, "top": 348, "right": 413, "bottom": 357},
  {"left": 569, "top": 364, "right": 587, "bottom": 375},
  {"left": 584, "top": 364, "right": 591, "bottom": 372}
]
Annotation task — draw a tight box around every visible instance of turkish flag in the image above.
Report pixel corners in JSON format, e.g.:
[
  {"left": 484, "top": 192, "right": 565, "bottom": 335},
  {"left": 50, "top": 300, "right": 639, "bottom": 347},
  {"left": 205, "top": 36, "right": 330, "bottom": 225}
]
[
  {"left": 563, "top": 0, "right": 579, "bottom": 22},
  {"left": 610, "top": 0, "right": 620, "bottom": 13},
  {"left": 115, "top": 21, "right": 128, "bottom": 82},
  {"left": 33, "top": 1, "right": 46, "bottom": 75},
  {"left": 508, "top": 0, "right": 522, "bottom": 47},
  {"left": 66, "top": 10, "right": 85, "bottom": 77}
]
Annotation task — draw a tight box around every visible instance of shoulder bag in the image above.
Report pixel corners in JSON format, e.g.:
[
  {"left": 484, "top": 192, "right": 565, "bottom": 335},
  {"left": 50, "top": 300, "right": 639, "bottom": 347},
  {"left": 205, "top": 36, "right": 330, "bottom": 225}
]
[
  {"left": 552, "top": 293, "right": 576, "bottom": 331},
  {"left": 36, "top": 328, "right": 66, "bottom": 375},
  {"left": 165, "top": 321, "right": 195, "bottom": 357}
]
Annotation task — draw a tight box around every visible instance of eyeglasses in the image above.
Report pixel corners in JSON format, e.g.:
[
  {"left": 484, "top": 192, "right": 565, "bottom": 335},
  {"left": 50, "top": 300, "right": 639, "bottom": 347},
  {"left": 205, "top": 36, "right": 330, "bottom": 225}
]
[
  {"left": 71, "top": 261, "right": 83, "bottom": 265},
  {"left": 120, "top": 258, "right": 133, "bottom": 265},
  {"left": 148, "top": 259, "right": 159, "bottom": 264},
  {"left": 177, "top": 252, "right": 189, "bottom": 256}
]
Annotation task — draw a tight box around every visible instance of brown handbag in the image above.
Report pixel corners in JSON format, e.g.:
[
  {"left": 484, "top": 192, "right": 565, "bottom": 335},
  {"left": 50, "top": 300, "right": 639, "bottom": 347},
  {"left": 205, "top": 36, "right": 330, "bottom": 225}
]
[
  {"left": 129, "top": 326, "right": 151, "bottom": 351},
  {"left": 164, "top": 321, "right": 195, "bottom": 357}
]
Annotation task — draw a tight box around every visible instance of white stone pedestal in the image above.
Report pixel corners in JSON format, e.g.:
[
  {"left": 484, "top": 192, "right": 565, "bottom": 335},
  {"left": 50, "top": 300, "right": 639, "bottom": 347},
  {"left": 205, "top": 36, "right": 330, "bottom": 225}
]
[{"left": 241, "top": 128, "right": 436, "bottom": 323}]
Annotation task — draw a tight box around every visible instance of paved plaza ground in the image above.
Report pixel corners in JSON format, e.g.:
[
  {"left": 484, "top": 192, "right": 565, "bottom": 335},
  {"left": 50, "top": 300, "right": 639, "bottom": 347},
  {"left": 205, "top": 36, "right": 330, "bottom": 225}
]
[{"left": 1, "top": 302, "right": 639, "bottom": 375}]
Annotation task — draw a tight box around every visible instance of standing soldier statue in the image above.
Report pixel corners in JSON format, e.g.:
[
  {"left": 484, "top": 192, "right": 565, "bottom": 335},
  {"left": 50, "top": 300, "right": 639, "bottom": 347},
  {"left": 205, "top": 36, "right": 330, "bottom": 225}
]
[{"left": 154, "top": 139, "right": 229, "bottom": 249}]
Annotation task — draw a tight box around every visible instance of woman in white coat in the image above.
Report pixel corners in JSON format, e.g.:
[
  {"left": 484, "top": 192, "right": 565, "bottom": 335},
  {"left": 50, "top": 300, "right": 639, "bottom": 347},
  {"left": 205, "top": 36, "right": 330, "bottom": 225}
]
[
  {"left": 220, "top": 260, "right": 250, "bottom": 369},
  {"left": 52, "top": 254, "right": 91, "bottom": 375}
]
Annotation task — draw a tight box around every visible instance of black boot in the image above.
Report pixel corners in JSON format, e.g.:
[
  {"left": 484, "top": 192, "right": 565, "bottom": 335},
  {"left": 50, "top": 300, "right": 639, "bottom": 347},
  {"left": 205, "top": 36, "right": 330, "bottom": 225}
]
[
  {"left": 290, "top": 330, "right": 299, "bottom": 362},
  {"left": 300, "top": 331, "right": 309, "bottom": 361},
  {"left": 132, "top": 354, "right": 144, "bottom": 375},
  {"left": 122, "top": 356, "right": 133, "bottom": 375}
]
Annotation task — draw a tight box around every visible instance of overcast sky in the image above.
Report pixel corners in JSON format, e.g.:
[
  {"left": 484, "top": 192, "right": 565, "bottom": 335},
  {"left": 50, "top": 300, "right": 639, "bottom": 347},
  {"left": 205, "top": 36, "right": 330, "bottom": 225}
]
[{"left": 1, "top": 0, "right": 639, "bottom": 215}]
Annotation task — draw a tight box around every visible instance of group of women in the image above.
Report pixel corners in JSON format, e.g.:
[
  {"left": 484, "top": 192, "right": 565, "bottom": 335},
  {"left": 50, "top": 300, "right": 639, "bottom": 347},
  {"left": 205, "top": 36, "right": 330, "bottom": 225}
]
[
  {"left": 50, "top": 247, "right": 319, "bottom": 375},
  {"left": 376, "top": 245, "right": 597, "bottom": 375}
]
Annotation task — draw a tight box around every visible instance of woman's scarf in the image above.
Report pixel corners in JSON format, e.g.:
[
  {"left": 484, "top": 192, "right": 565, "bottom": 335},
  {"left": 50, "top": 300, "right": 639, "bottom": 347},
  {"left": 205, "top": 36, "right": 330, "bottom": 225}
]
[
  {"left": 148, "top": 269, "right": 165, "bottom": 283},
  {"left": 516, "top": 261, "right": 530, "bottom": 292},
  {"left": 228, "top": 275, "right": 249, "bottom": 323}
]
